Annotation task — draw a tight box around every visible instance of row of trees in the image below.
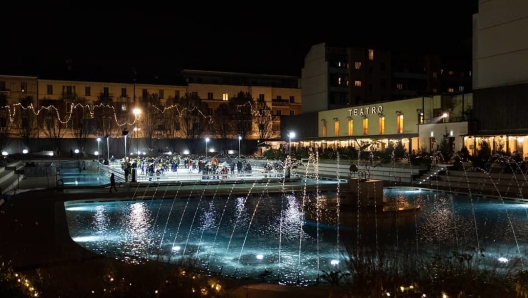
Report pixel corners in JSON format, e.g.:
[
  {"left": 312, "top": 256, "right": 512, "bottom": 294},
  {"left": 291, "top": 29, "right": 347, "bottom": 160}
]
[{"left": 0, "top": 91, "right": 277, "bottom": 154}]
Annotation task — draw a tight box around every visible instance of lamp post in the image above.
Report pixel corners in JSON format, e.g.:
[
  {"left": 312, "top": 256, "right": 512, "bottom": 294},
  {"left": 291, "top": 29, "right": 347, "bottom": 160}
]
[
  {"left": 288, "top": 131, "right": 296, "bottom": 155},
  {"left": 106, "top": 135, "right": 110, "bottom": 161},
  {"left": 205, "top": 137, "right": 210, "bottom": 160},
  {"left": 133, "top": 108, "right": 141, "bottom": 156},
  {"left": 96, "top": 137, "right": 101, "bottom": 161},
  {"left": 238, "top": 135, "right": 242, "bottom": 158},
  {"left": 123, "top": 129, "right": 128, "bottom": 160}
]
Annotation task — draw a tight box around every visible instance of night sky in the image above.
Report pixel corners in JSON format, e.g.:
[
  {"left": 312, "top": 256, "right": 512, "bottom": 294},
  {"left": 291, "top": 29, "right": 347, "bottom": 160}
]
[{"left": 1, "top": 1, "right": 478, "bottom": 77}]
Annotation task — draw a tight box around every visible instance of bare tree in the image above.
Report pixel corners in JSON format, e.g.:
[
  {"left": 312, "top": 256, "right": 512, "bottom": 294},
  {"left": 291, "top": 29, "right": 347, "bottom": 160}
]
[
  {"left": 211, "top": 103, "right": 231, "bottom": 153},
  {"left": 13, "top": 96, "right": 38, "bottom": 150},
  {"left": 254, "top": 97, "right": 273, "bottom": 140},
  {"left": 71, "top": 98, "right": 94, "bottom": 156},
  {"left": 229, "top": 92, "right": 254, "bottom": 140},
  {"left": 164, "top": 96, "right": 182, "bottom": 152},
  {"left": 0, "top": 93, "right": 11, "bottom": 151},
  {"left": 140, "top": 93, "right": 163, "bottom": 154},
  {"left": 177, "top": 93, "right": 210, "bottom": 154},
  {"left": 39, "top": 99, "right": 68, "bottom": 155}
]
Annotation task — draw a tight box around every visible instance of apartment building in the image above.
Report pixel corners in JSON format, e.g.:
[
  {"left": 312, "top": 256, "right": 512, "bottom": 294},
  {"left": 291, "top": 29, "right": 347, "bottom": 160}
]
[{"left": 301, "top": 42, "right": 472, "bottom": 113}]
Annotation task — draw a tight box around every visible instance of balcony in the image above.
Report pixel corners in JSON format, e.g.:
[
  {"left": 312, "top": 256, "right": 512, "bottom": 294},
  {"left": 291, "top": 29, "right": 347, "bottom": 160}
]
[
  {"left": 98, "top": 93, "right": 114, "bottom": 102},
  {"left": 271, "top": 99, "right": 290, "bottom": 106},
  {"left": 61, "top": 93, "right": 77, "bottom": 100}
]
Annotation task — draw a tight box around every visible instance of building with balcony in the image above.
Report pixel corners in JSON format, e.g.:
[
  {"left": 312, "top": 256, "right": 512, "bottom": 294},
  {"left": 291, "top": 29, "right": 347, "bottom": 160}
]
[
  {"left": 0, "top": 69, "right": 302, "bottom": 156},
  {"left": 301, "top": 43, "right": 472, "bottom": 113},
  {"left": 183, "top": 69, "right": 302, "bottom": 139}
]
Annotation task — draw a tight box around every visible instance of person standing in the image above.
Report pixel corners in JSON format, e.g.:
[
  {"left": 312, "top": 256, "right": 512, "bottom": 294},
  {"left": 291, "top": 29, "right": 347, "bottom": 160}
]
[{"left": 109, "top": 173, "right": 118, "bottom": 192}]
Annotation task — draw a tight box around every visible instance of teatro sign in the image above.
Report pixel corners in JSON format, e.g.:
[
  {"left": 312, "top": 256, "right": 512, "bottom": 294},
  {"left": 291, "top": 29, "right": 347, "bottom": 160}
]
[{"left": 349, "top": 105, "right": 383, "bottom": 117}]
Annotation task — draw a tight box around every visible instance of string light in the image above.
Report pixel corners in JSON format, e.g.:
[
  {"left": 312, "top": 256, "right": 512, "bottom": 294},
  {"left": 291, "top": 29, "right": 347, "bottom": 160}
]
[{"left": 2, "top": 100, "right": 269, "bottom": 128}]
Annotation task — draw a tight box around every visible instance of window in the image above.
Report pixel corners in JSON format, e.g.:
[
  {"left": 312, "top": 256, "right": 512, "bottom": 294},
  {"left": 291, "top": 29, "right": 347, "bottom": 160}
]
[
  {"left": 191, "top": 91, "right": 198, "bottom": 97},
  {"left": 432, "top": 72, "right": 437, "bottom": 79},
  {"left": 379, "top": 116, "right": 385, "bottom": 134},
  {"left": 380, "top": 79, "right": 386, "bottom": 89},
  {"left": 368, "top": 49, "right": 374, "bottom": 60},
  {"left": 334, "top": 120, "right": 339, "bottom": 136},
  {"left": 21, "top": 82, "right": 27, "bottom": 92},
  {"left": 380, "top": 63, "right": 386, "bottom": 71},
  {"left": 348, "top": 119, "right": 353, "bottom": 136},
  {"left": 276, "top": 110, "right": 282, "bottom": 116},
  {"left": 103, "top": 87, "right": 109, "bottom": 95},
  {"left": 259, "top": 94, "right": 264, "bottom": 100},
  {"left": 397, "top": 114, "right": 404, "bottom": 134},
  {"left": 208, "top": 108, "right": 213, "bottom": 115},
  {"left": 368, "top": 84, "right": 373, "bottom": 93},
  {"left": 289, "top": 96, "right": 294, "bottom": 103},
  {"left": 47, "top": 85, "right": 53, "bottom": 95},
  {"left": 322, "top": 121, "right": 327, "bottom": 137},
  {"left": 0, "top": 81, "right": 5, "bottom": 90},
  {"left": 396, "top": 83, "right": 403, "bottom": 90},
  {"left": 207, "top": 92, "right": 213, "bottom": 100},
  {"left": 354, "top": 62, "right": 361, "bottom": 69},
  {"left": 448, "top": 88, "right": 454, "bottom": 93},
  {"left": 432, "top": 88, "right": 438, "bottom": 93},
  {"left": 459, "top": 86, "right": 465, "bottom": 92},
  {"left": 362, "top": 118, "right": 368, "bottom": 135},
  {"left": 338, "top": 77, "right": 343, "bottom": 85},
  {"left": 277, "top": 95, "right": 282, "bottom": 100},
  {"left": 290, "top": 110, "right": 295, "bottom": 116},
  {"left": 142, "top": 89, "right": 148, "bottom": 98},
  {"left": 175, "top": 90, "right": 180, "bottom": 98},
  {"left": 354, "top": 80, "right": 362, "bottom": 87},
  {"left": 159, "top": 89, "right": 164, "bottom": 99},
  {"left": 121, "top": 88, "right": 127, "bottom": 97},
  {"left": 85, "top": 86, "right": 91, "bottom": 96},
  {"left": 66, "top": 86, "right": 73, "bottom": 95},
  {"left": 222, "top": 93, "right": 229, "bottom": 101}
]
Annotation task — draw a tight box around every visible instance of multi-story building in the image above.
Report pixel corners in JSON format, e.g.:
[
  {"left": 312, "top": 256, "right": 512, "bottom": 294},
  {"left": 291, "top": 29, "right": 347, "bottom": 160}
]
[
  {"left": 0, "top": 69, "right": 301, "bottom": 156},
  {"left": 183, "top": 69, "right": 302, "bottom": 139},
  {"left": 301, "top": 43, "right": 472, "bottom": 113},
  {"left": 469, "top": 0, "right": 528, "bottom": 157}
]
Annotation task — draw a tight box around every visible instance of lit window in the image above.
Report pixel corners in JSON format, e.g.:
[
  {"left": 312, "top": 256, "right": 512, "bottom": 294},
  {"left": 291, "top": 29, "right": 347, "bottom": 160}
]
[
  {"left": 432, "top": 72, "right": 437, "bottom": 78},
  {"left": 222, "top": 93, "right": 229, "bottom": 101},
  {"left": 348, "top": 119, "right": 353, "bottom": 136},
  {"left": 368, "top": 49, "right": 374, "bottom": 60},
  {"left": 362, "top": 118, "right": 368, "bottom": 135},
  {"left": 322, "top": 121, "right": 327, "bottom": 137},
  {"left": 338, "top": 77, "right": 342, "bottom": 85},
  {"left": 355, "top": 62, "right": 361, "bottom": 69},
  {"left": 379, "top": 117, "right": 385, "bottom": 134},
  {"left": 396, "top": 83, "right": 403, "bottom": 90},
  {"left": 448, "top": 88, "right": 454, "bottom": 93},
  {"left": 354, "top": 80, "right": 362, "bottom": 87},
  {"left": 448, "top": 71, "right": 454, "bottom": 75},
  {"left": 334, "top": 120, "right": 339, "bottom": 136},
  {"left": 397, "top": 115, "right": 404, "bottom": 133},
  {"left": 469, "top": 70, "right": 472, "bottom": 76},
  {"left": 459, "top": 86, "right": 465, "bottom": 92}
]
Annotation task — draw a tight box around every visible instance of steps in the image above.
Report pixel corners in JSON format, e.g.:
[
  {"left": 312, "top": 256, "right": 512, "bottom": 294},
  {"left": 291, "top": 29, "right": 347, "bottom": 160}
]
[{"left": 0, "top": 161, "right": 25, "bottom": 194}]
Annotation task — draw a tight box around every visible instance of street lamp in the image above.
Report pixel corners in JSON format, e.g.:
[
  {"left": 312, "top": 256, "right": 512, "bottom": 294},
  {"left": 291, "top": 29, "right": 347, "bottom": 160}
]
[
  {"left": 97, "top": 137, "right": 101, "bottom": 161},
  {"left": 238, "top": 135, "right": 242, "bottom": 158},
  {"left": 133, "top": 108, "right": 141, "bottom": 156},
  {"left": 205, "top": 137, "right": 210, "bottom": 160},
  {"left": 288, "top": 131, "right": 296, "bottom": 155}
]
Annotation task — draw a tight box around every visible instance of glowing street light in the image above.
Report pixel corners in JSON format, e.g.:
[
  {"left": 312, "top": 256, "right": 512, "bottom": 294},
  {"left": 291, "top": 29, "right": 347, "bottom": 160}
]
[
  {"left": 205, "top": 137, "right": 210, "bottom": 160},
  {"left": 238, "top": 135, "right": 242, "bottom": 158},
  {"left": 288, "top": 131, "right": 296, "bottom": 155}
]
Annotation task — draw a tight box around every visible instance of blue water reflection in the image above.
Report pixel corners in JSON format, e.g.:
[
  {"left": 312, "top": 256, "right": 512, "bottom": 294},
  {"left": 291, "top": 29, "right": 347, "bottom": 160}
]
[
  {"left": 60, "top": 169, "right": 109, "bottom": 186},
  {"left": 64, "top": 189, "right": 528, "bottom": 283}
]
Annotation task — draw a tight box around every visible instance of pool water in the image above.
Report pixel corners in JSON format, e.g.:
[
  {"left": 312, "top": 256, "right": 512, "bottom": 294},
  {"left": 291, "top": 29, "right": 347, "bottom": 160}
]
[
  {"left": 59, "top": 169, "right": 110, "bottom": 186},
  {"left": 64, "top": 188, "right": 528, "bottom": 283}
]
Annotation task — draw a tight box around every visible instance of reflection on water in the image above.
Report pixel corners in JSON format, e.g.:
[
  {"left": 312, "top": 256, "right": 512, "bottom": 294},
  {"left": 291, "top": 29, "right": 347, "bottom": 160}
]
[{"left": 65, "top": 190, "right": 528, "bottom": 283}]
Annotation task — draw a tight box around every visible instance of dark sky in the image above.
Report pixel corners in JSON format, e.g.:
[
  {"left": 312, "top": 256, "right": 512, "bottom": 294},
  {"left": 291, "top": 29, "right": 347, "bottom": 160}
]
[{"left": 1, "top": 1, "right": 478, "bottom": 77}]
